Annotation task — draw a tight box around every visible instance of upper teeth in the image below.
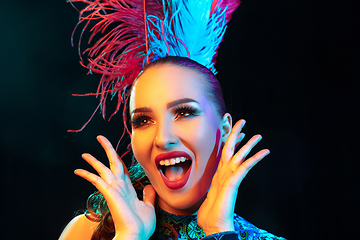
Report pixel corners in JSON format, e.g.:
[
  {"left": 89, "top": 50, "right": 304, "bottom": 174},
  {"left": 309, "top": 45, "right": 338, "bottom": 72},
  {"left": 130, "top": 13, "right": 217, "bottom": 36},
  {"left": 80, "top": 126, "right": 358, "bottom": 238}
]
[{"left": 159, "top": 157, "right": 187, "bottom": 166}]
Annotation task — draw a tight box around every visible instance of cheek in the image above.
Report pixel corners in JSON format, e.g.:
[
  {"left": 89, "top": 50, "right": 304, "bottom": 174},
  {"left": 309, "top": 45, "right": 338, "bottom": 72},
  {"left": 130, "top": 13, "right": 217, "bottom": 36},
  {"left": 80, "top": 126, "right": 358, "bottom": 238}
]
[
  {"left": 131, "top": 129, "right": 166, "bottom": 193},
  {"left": 192, "top": 115, "right": 220, "bottom": 159},
  {"left": 131, "top": 129, "right": 153, "bottom": 168},
  {"left": 181, "top": 116, "right": 221, "bottom": 175},
  {"left": 179, "top": 115, "right": 218, "bottom": 148},
  {"left": 188, "top": 116, "right": 222, "bottom": 193},
  {"left": 192, "top": 128, "right": 221, "bottom": 196}
]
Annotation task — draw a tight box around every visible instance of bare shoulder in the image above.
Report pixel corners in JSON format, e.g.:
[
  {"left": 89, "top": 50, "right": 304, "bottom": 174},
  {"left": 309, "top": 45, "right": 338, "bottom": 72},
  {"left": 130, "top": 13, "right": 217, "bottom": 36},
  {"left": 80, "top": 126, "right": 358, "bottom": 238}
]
[{"left": 59, "top": 214, "right": 98, "bottom": 240}]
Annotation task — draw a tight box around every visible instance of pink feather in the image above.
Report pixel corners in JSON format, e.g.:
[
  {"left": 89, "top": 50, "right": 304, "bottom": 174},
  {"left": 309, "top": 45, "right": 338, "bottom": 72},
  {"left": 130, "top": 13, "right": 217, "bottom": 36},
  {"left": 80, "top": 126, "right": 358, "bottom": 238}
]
[
  {"left": 68, "top": 0, "right": 165, "bottom": 131},
  {"left": 210, "top": 0, "right": 241, "bottom": 65},
  {"left": 68, "top": 0, "right": 240, "bottom": 132}
]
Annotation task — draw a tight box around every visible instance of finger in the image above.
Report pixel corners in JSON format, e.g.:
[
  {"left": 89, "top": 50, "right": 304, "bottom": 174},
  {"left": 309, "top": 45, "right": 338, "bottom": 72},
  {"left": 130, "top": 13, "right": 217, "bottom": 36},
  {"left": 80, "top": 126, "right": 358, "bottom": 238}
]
[
  {"left": 232, "top": 134, "right": 262, "bottom": 165},
  {"left": 97, "top": 135, "right": 123, "bottom": 177},
  {"left": 74, "top": 168, "right": 106, "bottom": 185},
  {"left": 74, "top": 169, "right": 130, "bottom": 210},
  {"left": 124, "top": 171, "right": 133, "bottom": 185},
  {"left": 74, "top": 168, "right": 118, "bottom": 195},
  {"left": 119, "top": 153, "right": 131, "bottom": 179},
  {"left": 222, "top": 120, "right": 246, "bottom": 162},
  {"left": 234, "top": 133, "right": 245, "bottom": 150},
  {"left": 82, "top": 153, "right": 116, "bottom": 183},
  {"left": 143, "top": 184, "right": 156, "bottom": 208},
  {"left": 234, "top": 149, "right": 270, "bottom": 183},
  {"left": 218, "top": 133, "right": 245, "bottom": 170},
  {"left": 97, "top": 135, "right": 130, "bottom": 180}
]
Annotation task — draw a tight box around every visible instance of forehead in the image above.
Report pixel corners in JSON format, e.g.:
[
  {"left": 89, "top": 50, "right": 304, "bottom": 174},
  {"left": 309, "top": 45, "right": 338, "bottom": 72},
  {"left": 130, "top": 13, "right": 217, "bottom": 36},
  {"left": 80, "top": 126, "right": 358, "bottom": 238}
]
[{"left": 130, "top": 64, "right": 206, "bottom": 110}]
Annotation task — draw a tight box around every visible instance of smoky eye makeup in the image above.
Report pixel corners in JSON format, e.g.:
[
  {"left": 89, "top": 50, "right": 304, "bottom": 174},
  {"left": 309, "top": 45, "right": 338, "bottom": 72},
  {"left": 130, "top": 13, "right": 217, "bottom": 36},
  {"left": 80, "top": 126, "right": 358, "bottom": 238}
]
[
  {"left": 131, "top": 103, "right": 201, "bottom": 128},
  {"left": 172, "top": 104, "right": 201, "bottom": 119},
  {"left": 131, "top": 113, "right": 153, "bottom": 128}
]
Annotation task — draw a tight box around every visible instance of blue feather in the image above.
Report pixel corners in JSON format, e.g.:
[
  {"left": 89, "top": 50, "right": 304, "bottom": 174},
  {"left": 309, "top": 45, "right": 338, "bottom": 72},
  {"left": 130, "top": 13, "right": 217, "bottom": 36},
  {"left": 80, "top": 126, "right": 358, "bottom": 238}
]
[{"left": 145, "top": 0, "right": 228, "bottom": 74}]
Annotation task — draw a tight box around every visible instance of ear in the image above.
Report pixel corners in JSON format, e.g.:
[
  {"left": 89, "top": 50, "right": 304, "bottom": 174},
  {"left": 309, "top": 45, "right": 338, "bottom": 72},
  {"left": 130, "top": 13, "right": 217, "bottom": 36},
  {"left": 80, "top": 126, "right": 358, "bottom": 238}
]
[{"left": 220, "top": 113, "right": 232, "bottom": 145}]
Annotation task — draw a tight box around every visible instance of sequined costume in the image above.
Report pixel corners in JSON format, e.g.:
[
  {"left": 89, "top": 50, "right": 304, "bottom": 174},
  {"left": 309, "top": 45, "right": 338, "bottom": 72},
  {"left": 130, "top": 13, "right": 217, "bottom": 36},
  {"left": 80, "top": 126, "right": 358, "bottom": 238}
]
[{"left": 155, "top": 208, "right": 286, "bottom": 240}]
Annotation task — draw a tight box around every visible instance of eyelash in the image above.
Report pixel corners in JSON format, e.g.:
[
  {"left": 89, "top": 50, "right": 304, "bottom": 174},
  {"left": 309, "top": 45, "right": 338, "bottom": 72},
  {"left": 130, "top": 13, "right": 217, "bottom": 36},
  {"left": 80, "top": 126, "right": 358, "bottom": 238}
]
[
  {"left": 173, "top": 105, "right": 199, "bottom": 120},
  {"left": 131, "top": 113, "right": 153, "bottom": 129},
  {"left": 131, "top": 105, "right": 199, "bottom": 129}
]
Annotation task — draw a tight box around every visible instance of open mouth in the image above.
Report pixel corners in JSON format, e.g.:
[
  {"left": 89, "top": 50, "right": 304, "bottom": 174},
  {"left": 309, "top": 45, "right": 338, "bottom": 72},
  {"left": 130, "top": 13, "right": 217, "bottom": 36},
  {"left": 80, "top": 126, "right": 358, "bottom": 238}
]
[
  {"left": 156, "top": 156, "right": 193, "bottom": 190},
  {"left": 158, "top": 157, "right": 192, "bottom": 181}
]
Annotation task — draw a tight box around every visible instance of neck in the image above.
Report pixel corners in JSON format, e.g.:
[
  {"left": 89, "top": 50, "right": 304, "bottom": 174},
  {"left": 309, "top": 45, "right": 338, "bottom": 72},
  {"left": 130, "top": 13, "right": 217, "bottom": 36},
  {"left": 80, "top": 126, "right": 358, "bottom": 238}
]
[{"left": 156, "top": 193, "right": 207, "bottom": 215}]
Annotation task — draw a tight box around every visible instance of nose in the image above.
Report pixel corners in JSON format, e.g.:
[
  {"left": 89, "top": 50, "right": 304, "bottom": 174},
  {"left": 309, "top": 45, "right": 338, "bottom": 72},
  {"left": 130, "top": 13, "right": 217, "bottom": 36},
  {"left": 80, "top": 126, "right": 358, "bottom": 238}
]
[{"left": 154, "top": 120, "right": 179, "bottom": 149}]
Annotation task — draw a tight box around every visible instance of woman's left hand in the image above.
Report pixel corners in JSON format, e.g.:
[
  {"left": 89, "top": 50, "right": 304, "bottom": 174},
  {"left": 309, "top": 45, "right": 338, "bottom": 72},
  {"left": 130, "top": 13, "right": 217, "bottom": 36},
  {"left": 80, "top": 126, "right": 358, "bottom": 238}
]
[{"left": 197, "top": 119, "right": 270, "bottom": 236}]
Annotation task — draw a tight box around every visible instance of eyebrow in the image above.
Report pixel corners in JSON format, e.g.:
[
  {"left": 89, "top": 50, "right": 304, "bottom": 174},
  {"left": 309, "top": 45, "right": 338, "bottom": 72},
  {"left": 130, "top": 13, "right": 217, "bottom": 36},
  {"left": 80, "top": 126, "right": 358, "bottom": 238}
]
[
  {"left": 167, "top": 98, "right": 198, "bottom": 109},
  {"left": 131, "top": 98, "right": 198, "bottom": 115}
]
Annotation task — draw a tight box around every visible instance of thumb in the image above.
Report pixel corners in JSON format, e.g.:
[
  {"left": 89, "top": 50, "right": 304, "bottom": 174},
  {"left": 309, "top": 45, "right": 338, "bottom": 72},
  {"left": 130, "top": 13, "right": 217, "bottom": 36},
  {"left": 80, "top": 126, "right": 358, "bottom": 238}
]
[{"left": 143, "top": 184, "right": 156, "bottom": 208}]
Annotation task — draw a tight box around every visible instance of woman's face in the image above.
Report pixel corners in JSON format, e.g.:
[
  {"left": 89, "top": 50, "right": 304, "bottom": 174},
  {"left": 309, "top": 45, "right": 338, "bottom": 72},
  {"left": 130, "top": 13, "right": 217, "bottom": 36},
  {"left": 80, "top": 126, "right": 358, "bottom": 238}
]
[{"left": 130, "top": 64, "right": 228, "bottom": 215}]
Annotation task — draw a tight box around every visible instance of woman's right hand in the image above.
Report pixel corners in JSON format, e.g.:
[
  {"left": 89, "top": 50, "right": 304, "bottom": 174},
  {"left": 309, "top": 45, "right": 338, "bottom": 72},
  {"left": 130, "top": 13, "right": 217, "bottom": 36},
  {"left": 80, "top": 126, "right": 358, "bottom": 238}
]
[{"left": 74, "top": 135, "right": 156, "bottom": 240}]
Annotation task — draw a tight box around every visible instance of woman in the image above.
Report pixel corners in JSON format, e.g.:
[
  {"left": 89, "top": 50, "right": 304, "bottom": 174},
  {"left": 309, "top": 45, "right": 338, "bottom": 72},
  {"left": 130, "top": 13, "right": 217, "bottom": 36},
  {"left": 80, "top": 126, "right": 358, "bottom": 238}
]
[
  {"left": 59, "top": 57, "right": 285, "bottom": 240},
  {"left": 60, "top": 1, "right": 285, "bottom": 239}
]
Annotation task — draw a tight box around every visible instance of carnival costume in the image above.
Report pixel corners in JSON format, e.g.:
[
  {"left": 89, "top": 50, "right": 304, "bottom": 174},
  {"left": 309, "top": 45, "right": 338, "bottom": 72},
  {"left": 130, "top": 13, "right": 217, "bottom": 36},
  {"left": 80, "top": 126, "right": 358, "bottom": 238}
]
[{"left": 69, "top": 0, "right": 286, "bottom": 239}]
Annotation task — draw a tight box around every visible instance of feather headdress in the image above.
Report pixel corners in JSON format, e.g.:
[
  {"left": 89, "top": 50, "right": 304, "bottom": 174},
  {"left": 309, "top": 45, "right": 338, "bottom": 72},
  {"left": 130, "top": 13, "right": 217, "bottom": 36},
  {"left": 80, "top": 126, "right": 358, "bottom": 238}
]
[{"left": 68, "top": 0, "right": 240, "bottom": 132}]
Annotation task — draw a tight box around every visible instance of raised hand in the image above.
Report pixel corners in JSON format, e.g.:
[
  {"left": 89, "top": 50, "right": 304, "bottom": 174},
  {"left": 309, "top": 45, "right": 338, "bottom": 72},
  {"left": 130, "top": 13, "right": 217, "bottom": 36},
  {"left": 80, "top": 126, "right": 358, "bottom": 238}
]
[
  {"left": 74, "top": 135, "right": 156, "bottom": 240},
  {"left": 197, "top": 120, "right": 270, "bottom": 236}
]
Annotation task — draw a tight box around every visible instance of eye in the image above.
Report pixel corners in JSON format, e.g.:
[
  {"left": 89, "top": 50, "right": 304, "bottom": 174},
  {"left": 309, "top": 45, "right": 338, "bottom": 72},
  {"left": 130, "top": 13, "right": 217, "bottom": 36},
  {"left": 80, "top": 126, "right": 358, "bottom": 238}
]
[
  {"left": 173, "top": 105, "right": 200, "bottom": 121},
  {"left": 131, "top": 114, "right": 154, "bottom": 128}
]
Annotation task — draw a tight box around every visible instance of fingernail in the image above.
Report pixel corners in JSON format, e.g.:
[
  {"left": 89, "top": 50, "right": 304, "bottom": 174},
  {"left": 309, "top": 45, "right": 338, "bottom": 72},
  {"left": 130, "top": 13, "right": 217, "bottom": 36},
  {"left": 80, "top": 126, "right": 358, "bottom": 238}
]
[
  {"left": 264, "top": 149, "right": 270, "bottom": 156},
  {"left": 241, "top": 120, "right": 246, "bottom": 128},
  {"left": 239, "top": 133, "right": 245, "bottom": 141}
]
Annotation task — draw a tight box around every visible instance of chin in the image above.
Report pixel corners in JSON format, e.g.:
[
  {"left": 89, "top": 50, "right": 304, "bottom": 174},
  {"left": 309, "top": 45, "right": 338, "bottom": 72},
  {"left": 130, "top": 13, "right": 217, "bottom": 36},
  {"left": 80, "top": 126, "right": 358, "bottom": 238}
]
[{"left": 156, "top": 182, "right": 210, "bottom": 215}]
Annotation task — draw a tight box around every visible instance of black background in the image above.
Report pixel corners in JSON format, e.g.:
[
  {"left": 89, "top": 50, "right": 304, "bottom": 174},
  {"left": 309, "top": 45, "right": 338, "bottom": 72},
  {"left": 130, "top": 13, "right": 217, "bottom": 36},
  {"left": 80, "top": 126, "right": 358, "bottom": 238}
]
[{"left": 1, "top": 0, "right": 359, "bottom": 239}]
